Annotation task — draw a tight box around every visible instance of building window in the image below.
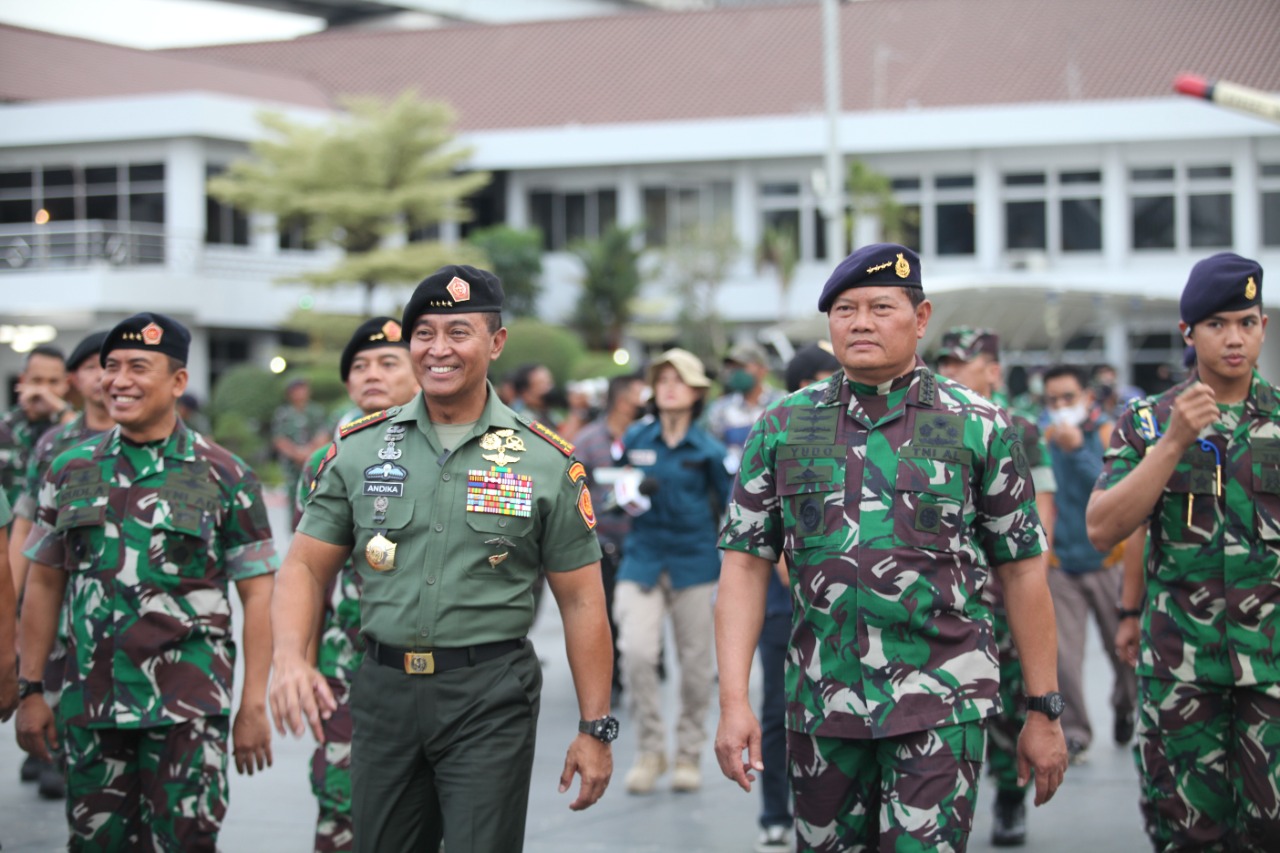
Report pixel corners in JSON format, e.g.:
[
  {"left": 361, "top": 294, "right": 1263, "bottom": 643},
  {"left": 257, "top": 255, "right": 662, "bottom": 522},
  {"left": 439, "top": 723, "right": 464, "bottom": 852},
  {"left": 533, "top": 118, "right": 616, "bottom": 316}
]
[
  {"left": 527, "top": 188, "right": 617, "bottom": 251},
  {"left": 1187, "top": 164, "right": 1232, "bottom": 248},
  {"left": 1262, "top": 163, "right": 1280, "bottom": 247},
  {"left": 1002, "top": 172, "right": 1047, "bottom": 251},
  {"left": 279, "top": 215, "right": 317, "bottom": 251},
  {"left": 205, "top": 166, "right": 249, "bottom": 246},
  {"left": 934, "top": 174, "right": 974, "bottom": 256},
  {"left": 1129, "top": 163, "right": 1233, "bottom": 251},
  {"left": 759, "top": 179, "right": 827, "bottom": 262},
  {"left": 641, "top": 182, "right": 731, "bottom": 247}
]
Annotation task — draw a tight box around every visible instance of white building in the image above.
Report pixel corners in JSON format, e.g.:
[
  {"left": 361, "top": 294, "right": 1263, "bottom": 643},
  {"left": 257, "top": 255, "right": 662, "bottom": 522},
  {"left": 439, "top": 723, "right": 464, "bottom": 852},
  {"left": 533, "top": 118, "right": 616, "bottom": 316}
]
[{"left": 2, "top": 0, "right": 1278, "bottom": 398}]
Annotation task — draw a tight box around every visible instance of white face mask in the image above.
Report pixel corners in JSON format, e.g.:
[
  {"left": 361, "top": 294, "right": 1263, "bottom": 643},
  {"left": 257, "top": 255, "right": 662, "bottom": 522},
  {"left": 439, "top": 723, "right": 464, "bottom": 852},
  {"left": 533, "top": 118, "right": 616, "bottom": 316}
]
[{"left": 1051, "top": 402, "right": 1088, "bottom": 427}]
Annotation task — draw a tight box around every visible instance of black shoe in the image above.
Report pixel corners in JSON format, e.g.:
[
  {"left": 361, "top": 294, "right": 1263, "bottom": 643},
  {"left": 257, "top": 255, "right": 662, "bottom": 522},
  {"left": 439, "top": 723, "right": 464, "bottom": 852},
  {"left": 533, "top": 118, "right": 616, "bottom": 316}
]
[
  {"left": 37, "top": 764, "right": 65, "bottom": 800},
  {"left": 19, "top": 755, "right": 41, "bottom": 783},
  {"left": 1114, "top": 714, "right": 1135, "bottom": 746},
  {"left": 992, "top": 791, "right": 1027, "bottom": 846}
]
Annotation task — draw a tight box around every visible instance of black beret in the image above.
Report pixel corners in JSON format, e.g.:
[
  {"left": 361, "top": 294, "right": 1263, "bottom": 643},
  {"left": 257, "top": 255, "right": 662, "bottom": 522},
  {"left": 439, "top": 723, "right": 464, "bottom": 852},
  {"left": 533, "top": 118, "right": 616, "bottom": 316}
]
[
  {"left": 67, "top": 331, "right": 109, "bottom": 371},
  {"left": 784, "top": 342, "right": 841, "bottom": 392},
  {"left": 818, "top": 243, "right": 922, "bottom": 313},
  {"left": 340, "top": 316, "right": 408, "bottom": 381},
  {"left": 935, "top": 327, "right": 1000, "bottom": 365},
  {"left": 402, "top": 264, "right": 504, "bottom": 333},
  {"left": 1180, "top": 252, "right": 1263, "bottom": 327},
  {"left": 100, "top": 312, "right": 190, "bottom": 366}
]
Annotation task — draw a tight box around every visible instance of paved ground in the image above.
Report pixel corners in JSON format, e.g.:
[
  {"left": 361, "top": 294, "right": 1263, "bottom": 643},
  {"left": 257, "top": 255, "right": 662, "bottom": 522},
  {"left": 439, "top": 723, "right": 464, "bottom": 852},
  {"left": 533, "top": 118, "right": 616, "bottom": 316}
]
[{"left": 1, "top": 490, "right": 1152, "bottom": 852}]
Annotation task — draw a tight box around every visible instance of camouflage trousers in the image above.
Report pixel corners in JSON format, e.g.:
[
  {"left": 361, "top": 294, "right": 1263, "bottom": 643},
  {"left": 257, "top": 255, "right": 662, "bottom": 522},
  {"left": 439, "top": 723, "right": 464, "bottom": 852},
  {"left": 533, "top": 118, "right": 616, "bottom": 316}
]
[
  {"left": 311, "top": 676, "right": 354, "bottom": 853},
  {"left": 1136, "top": 677, "right": 1280, "bottom": 851},
  {"left": 63, "top": 716, "right": 230, "bottom": 852},
  {"left": 985, "top": 608, "right": 1027, "bottom": 796},
  {"left": 788, "top": 721, "right": 986, "bottom": 852}
]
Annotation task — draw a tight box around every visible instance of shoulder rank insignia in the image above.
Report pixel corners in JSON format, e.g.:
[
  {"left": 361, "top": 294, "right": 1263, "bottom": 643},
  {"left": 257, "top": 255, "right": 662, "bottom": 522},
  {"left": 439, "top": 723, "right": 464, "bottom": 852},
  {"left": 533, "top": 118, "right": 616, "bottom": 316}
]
[
  {"left": 527, "top": 420, "right": 575, "bottom": 457},
  {"left": 339, "top": 409, "right": 393, "bottom": 439}
]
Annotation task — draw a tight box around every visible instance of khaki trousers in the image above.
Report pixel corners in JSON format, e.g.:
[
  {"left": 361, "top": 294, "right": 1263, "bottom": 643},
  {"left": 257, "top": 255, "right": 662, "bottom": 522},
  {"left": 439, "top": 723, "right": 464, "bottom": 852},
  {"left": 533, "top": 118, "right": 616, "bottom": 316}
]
[{"left": 614, "top": 576, "right": 716, "bottom": 764}]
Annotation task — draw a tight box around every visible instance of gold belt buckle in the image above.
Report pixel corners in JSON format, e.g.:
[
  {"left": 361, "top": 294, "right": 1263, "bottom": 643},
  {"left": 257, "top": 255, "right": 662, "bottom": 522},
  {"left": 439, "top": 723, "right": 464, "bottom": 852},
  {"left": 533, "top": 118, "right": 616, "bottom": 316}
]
[{"left": 404, "top": 651, "right": 435, "bottom": 675}]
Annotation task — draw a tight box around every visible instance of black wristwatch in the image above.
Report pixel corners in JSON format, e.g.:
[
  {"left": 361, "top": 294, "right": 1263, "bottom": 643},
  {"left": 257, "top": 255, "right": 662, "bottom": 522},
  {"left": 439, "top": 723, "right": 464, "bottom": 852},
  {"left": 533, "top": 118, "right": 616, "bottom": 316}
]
[
  {"left": 1117, "top": 606, "right": 1142, "bottom": 620},
  {"left": 1026, "top": 692, "right": 1066, "bottom": 721},
  {"left": 17, "top": 677, "right": 44, "bottom": 701},
  {"left": 579, "top": 716, "right": 620, "bottom": 744}
]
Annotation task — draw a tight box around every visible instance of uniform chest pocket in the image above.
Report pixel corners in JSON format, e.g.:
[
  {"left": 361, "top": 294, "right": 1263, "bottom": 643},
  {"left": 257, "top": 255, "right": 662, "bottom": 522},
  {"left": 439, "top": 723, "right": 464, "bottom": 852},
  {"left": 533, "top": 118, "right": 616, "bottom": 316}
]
[
  {"left": 1157, "top": 467, "right": 1217, "bottom": 547},
  {"left": 777, "top": 458, "right": 842, "bottom": 549},
  {"left": 54, "top": 504, "right": 107, "bottom": 572},
  {"left": 464, "top": 509, "right": 535, "bottom": 539},
  {"left": 1252, "top": 466, "right": 1280, "bottom": 541},
  {"left": 152, "top": 505, "right": 216, "bottom": 575},
  {"left": 894, "top": 457, "right": 968, "bottom": 552}
]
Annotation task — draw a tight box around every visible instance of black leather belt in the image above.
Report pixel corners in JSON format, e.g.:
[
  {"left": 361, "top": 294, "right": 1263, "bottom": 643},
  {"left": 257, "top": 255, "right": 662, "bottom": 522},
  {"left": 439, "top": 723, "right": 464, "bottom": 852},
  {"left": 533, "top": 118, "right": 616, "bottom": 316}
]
[{"left": 367, "top": 638, "right": 525, "bottom": 675}]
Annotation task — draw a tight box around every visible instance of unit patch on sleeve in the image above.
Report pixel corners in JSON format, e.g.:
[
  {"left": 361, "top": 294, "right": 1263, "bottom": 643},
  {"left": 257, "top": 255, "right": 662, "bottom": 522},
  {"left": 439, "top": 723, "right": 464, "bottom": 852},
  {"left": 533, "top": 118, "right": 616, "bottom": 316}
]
[
  {"left": 566, "top": 461, "right": 587, "bottom": 485},
  {"left": 576, "top": 481, "right": 597, "bottom": 530},
  {"left": 309, "top": 442, "right": 338, "bottom": 495}
]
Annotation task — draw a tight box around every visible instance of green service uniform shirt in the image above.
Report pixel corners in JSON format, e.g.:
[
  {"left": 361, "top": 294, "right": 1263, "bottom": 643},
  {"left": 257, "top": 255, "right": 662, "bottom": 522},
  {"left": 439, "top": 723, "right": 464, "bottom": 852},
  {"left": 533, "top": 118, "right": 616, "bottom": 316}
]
[
  {"left": 1098, "top": 370, "right": 1280, "bottom": 687},
  {"left": 24, "top": 422, "right": 279, "bottom": 728},
  {"left": 299, "top": 386, "right": 602, "bottom": 649},
  {"left": 719, "top": 362, "right": 1045, "bottom": 740}
]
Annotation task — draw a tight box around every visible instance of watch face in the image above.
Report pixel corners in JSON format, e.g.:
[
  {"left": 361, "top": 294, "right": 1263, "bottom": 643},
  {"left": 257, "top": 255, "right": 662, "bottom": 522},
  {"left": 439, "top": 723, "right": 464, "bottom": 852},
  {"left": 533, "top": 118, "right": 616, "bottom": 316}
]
[
  {"left": 602, "top": 717, "right": 620, "bottom": 743},
  {"left": 1048, "top": 693, "right": 1066, "bottom": 717}
]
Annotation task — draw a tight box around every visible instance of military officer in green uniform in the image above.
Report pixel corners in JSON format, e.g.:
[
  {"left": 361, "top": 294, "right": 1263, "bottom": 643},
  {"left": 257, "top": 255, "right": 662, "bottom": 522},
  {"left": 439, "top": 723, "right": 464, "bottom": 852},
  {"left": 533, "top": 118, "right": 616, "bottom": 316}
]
[
  {"left": 0, "top": 488, "right": 17, "bottom": 721},
  {"left": 936, "top": 326, "right": 1058, "bottom": 847},
  {"left": 271, "top": 264, "right": 616, "bottom": 853},
  {"left": 714, "top": 244, "right": 1068, "bottom": 852},
  {"left": 16, "top": 312, "right": 279, "bottom": 851},
  {"left": 293, "top": 315, "right": 420, "bottom": 853},
  {"left": 1088, "top": 252, "right": 1280, "bottom": 850}
]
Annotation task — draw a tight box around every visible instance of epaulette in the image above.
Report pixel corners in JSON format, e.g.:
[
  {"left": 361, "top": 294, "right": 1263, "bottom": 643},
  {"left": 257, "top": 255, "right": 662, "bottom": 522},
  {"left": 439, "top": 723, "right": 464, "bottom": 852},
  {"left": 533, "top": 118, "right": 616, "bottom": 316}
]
[
  {"left": 525, "top": 419, "right": 575, "bottom": 457},
  {"left": 339, "top": 408, "right": 395, "bottom": 439}
]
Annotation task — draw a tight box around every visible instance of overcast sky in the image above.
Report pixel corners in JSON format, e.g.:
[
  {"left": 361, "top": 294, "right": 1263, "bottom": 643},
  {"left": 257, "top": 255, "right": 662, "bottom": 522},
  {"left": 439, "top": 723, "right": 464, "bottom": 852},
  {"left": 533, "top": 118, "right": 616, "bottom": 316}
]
[{"left": 0, "top": 0, "right": 323, "bottom": 48}]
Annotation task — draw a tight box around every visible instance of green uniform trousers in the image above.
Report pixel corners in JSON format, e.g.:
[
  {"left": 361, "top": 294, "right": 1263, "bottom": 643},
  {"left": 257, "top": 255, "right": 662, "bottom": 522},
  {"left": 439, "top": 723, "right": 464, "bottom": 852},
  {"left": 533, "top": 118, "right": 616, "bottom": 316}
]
[{"left": 350, "top": 640, "right": 542, "bottom": 853}]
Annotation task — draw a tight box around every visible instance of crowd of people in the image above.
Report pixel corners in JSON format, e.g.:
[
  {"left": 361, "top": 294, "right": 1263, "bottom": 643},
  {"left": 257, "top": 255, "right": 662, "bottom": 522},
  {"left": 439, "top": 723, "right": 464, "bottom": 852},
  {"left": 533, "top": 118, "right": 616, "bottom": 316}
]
[{"left": 0, "top": 246, "right": 1274, "bottom": 853}]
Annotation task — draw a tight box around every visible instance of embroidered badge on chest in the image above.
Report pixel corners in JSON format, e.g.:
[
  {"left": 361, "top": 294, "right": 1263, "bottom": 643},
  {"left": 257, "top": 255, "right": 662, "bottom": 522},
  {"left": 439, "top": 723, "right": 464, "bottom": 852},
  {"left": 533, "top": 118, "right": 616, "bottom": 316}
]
[
  {"left": 467, "top": 468, "right": 533, "bottom": 518},
  {"left": 480, "top": 429, "right": 526, "bottom": 467}
]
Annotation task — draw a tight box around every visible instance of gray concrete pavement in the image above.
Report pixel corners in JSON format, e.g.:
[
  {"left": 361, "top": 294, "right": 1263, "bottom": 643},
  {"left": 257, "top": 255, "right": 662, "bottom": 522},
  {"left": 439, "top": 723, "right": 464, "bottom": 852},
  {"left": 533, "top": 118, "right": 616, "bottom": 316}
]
[{"left": 1, "top": 490, "right": 1151, "bottom": 851}]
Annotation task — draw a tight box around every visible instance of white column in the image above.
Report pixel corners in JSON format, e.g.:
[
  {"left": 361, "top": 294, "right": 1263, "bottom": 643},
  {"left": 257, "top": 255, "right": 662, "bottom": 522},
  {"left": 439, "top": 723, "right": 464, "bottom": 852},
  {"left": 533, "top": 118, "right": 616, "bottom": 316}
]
[
  {"left": 976, "top": 151, "right": 1000, "bottom": 272},
  {"left": 166, "top": 139, "right": 206, "bottom": 276},
  {"left": 184, "top": 323, "right": 211, "bottom": 403},
  {"left": 1102, "top": 312, "right": 1131, "bottom": 386},
  {"left": 1102, "top": 144, "right": 1127, "bottom": 271},
  {"left": 251, "top": 213, "right": 277, "bottom": 254},
  {"left": 1233, "top": 139, "right": 1259, "bottom": 258},
  {"left": 506, "top": 172, "right": 527, "bottom": 228},
  {"left": 617, "top": 166, "right": 641, "bottom": 228},
  {"left": 733, "top": 160, "right": 757, "bottom": 259}
]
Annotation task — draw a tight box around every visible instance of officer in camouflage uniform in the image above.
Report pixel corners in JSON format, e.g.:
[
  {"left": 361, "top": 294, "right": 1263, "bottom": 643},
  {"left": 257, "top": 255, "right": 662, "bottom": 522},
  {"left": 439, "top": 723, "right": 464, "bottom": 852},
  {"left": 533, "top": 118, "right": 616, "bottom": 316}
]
[
  {"left": 10, "top": 331, "right": 112, "bottom": 801},
  {"left": 270, "top": 265, "right": 616, "bottom": 853},
  {"left": 1089, "top": 252, "right": 1280, "bottom": 850},
  {"left": 936, "top": 326, "right": 1058, "bottom": 847},
  {"left": 273, "top": 377, "right": 331, "bottom": 502},
  {"left": 714, "top": 243, "right": 1068, "bottom": 852},
  {"left": 0, "top": 344, "right": 70, "bottom": 514},
  {"left": 15, "top": 312, "right": 279, "bottom": 852},
  {"left": 293, "top": 316, "right": 419, "bottom": 853},
  {"left": 0, "top": 488, "right": 17, "bottom": 721}
]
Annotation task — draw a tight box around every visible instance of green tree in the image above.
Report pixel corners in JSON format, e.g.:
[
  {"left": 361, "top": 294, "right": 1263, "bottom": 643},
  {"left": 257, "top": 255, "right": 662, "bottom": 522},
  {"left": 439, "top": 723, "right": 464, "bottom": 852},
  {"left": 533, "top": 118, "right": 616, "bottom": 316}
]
[
  {"left": 207, "top": 91, "right": 489, "bottom": 313},
  {"left": 666, "top": 218, "right": 738, "bottom": 362},
  {"left": 847, "top": 159, "right": 919, "bottom": 247},
  {"left": 571, "top": 225, "right": 643, "bottom": 352},
  {"left": 492, "top": 319, "right": 586, "bottom": 388},
  {"left": 756, "top": 225, "right": 799, "bottom": 320},
  {"left": 469, "top": 225, "right": 544, "bottom": 317}
]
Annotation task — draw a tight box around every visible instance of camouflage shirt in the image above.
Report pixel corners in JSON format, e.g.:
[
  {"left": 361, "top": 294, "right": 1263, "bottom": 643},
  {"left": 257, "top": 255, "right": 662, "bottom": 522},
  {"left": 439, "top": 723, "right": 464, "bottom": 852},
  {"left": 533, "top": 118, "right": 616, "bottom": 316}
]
[
  {"left": 1098, "top": 370, "right": 1280, "bottom": 686},
  {"left": 24, "top": 421, "right": 279, "bottom": 728},
  {"left": 0, "top": 408, "right": 58, "bottom": 517},
  {"left": 295, "top": 442, "right": 363, "bottom": 685},
  {"left": 13, "top": 412, "right": 107, "bottom": 521},
  {"left": 719, "top": 362, "right": 1045, "bottom": 739}
]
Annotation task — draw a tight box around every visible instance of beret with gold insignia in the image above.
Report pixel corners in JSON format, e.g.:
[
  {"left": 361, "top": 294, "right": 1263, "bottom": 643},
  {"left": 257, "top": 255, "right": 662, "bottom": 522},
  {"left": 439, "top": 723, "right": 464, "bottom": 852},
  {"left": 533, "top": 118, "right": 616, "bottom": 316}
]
[
  {"left": 1180, "top": 252, "right": 1263, "bottom": 328},
  {"left": 402, "top": 264, "right": 504, "bottom": 333},
  {"left": 818, "top": 242, "right": 923, "bottom": 313},
  {"left": 100, "top": 312, "right": 190, "bottom": 366},
  {"left": 340, "top": 316, "right": 408, "bottom": 381}
]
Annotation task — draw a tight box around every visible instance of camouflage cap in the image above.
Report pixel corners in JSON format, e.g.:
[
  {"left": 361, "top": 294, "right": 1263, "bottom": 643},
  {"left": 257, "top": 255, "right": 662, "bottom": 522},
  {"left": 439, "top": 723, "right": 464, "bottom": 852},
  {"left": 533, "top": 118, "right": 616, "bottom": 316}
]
[
  {"left": 402, "top": 264, "right": 504, "bottom": 332},
  {"left": 818, "top": 242, "right": 923, "bottom": 312},
  {"left": 1180, "top": 252, "right": 1263, "bottom": 327},
  {"left": 340, "top": 316, "right": 407, "bottom": 381},
  {"left": 935, "top": 327, "right": 1000, "bottom": 365},
  {"left": 100, "top": 312, "right": 190, "bottom": 366}
]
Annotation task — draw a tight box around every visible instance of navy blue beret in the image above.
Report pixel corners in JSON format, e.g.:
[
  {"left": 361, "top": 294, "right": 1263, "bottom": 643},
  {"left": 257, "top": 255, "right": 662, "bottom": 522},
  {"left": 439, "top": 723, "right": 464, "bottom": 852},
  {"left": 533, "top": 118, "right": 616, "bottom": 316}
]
[
  {"left": 818, "top": 243, "right": 923, "bottom": 313},
  {"left": 402, "top": 264, "right": 504, "bottom": 333},
  {"left": 1180, "top": 252, "right": 1263, "bottom": 327},
  {"left": 101, "top": 312, "right": 190, "bottom": 365}
]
